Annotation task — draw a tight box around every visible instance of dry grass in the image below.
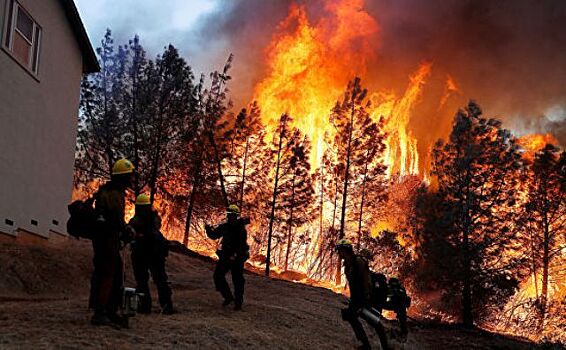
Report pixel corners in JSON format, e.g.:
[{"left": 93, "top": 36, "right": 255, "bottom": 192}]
[{"left": 0, "top": 240, "right": 542, "bottom": 349}]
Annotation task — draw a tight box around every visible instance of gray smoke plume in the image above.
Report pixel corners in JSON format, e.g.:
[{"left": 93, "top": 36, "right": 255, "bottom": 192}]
[{"left": 194, "top": 0, "right": 566, "bottom": 145}]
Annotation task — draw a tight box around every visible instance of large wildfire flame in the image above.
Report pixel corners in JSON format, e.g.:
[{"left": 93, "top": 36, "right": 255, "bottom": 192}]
[
  {"left": 253, "top": 0, "right": 433, "bottom": 175},
  {"left": 517, "top": 133, "right": 559, "bottom": 161}
]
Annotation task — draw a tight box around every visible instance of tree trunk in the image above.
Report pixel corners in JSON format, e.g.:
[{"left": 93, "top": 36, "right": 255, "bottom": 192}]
[
  {"left": 356, "top": 155, "right": 370, "bottom": 250},
  {"left": 529, "top": 223, "right": 539, "bottom": 300},
  {"left": 266, "top": 123, "right": 285, "bottom": 276},
  {"left": 540, "top": 208, "right": 550, "bottom": 320},
  {"left": 102, "top": 56, "right": 114, "bottom": 175},
  {"left": 462, "top": 229, "right": 473, "bottom": 327},
  {"left": 183, "top": 171, "right": 200, "bottom": 246},
  {"left": 208, "top": 131, "right": 229, "bottom": 208},
  {"left": 239, "top": 137, "right": 250, "bottom": 209},
  {"left": 319, "top": 165, "right": 324, "bottom": 247},
  {"left": 284, "top": 174, "right": 296, "bottom": 271},
  {"left": 183, "top": 140, "right": 204, "bottom": 246},
  {"left": 462, "top": 185, "right": 474, "bottom": 327},
  {"left": 131, "top": 59, "right": 140, "bottom": 196},
  {"left": 336, "top": 103, "right": 356, "bottom": 284},
  {"left": 149, "top": 109, "right": 165, "bottom": 204}
]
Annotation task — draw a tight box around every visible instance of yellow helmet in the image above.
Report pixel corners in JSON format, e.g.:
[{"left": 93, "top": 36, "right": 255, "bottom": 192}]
[
  {"left": 112, "top": 158, "right": 135, "bottom": 175},
  {"left": 226, "top": 204, "right": 240, "bottom": 215},
  {"left": 336, "top": 238, "right": 353, "bottom": 250},
  {"left": 135, "top": 193, "right": 151, "bottom": 206}
]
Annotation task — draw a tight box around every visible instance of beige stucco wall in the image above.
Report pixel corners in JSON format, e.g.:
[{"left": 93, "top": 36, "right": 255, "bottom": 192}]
[{"left": 0, "top": 0, "right": 83, "bottom": 237}]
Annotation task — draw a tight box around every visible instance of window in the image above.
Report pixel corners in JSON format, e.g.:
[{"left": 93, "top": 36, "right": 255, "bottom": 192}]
[{"left": 3, "top": 0, "right": 41, "bottom": 75}]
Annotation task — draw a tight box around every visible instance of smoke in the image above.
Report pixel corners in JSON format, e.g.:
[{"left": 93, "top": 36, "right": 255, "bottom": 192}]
[{"left": 194, "top": 0, "right": 566, "bottom": 145}]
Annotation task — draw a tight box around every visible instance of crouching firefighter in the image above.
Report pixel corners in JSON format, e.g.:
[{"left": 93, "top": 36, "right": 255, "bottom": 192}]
[
  {"left": 205, "top": 204, "right": 250, "bottom": 311},
  {"left": 128, "top": 193, "right": 174, "bottom": 315},
  {"left": 336, "top": 239, "right": 390, "bottom": 350},
  {"left": 90, "top": 158, "right": 135, "bottom": 327},
  {"left": 370, "top": 274, "right": 410, "bottom": 339}
]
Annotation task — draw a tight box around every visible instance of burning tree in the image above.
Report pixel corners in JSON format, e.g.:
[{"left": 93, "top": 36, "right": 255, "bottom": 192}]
[
  {"left": 222, "top": 103, "right": 273, "bottom": 256},
  {"left": 76, "top": 31, "right": 196, "bottom": 204},
  {"left": 521, "top": 144, "right": 565, "bottom": 330},
  {"left": 265, "top": 114, "right": 312, "bottom": 276},
  {"left": 182, "top": 56, "right": 233, "bottom": 246},
  {"left": 328, "top": 77, "right": 388, "bottom": 283},
  {"left": 278, "top": 136, "right": 315, "bottom": 271},
  {"left": 429, "top": 101, "right": 526, "bottom": 327},
  {"left": 307, "top": 152, "right": 344, "bottom": 281},
  {"left": 141, "top": 45, "right": 196, "bottom": 203}
]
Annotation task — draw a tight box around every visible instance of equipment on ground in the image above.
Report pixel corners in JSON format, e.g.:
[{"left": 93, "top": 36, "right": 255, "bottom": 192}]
[{"left": 122, "top": 287, "right": 144, "bottom": 317}]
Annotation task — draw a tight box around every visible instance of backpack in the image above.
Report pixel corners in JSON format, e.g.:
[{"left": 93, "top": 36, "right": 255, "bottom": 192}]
[
  {"left": 370, "top": 272, "right": 389, "bottom": 308},
  {"left": 386, "top": 277, "right": 411, "bottom": 309},
  {"left": 66, "top": 197, "right": 97, "bottom": 239},
  {"left": 370, "top": 273, "right": 411, "bottom": 311}
]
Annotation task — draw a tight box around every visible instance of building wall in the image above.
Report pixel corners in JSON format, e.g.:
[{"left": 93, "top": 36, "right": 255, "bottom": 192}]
[{"left": 0, "top": 0, "right": 83, "bottom": 237}]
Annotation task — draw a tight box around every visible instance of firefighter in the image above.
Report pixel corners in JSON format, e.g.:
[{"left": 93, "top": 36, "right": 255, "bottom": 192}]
[
  {"left": 90, "top": 158, "right": 135, "bottom": 327},
  {"left": 205, "top": 204, "right": 250, "bottom": 311},
  {"left": 336, "top": 238, "right": 390, "bottom": 350},
  {"left": 128, "top": 193, "right": 174, "bottom": 315}
]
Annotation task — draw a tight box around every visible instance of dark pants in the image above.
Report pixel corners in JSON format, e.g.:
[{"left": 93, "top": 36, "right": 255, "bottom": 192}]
[
  {"left": 90, "top": 235, "right": 123, "bottom": 316},
  {"left": 396, "top": 308, "right": 408, "bottom": 336},
  {"left": 344, "top": 308, "right": 389, "bottom": 350},
  {"left": 213, "top": 257, "right": 245, "bottom": 305},
  {"left": 131, "top": 246, "right": 172, "bottom": 311}
]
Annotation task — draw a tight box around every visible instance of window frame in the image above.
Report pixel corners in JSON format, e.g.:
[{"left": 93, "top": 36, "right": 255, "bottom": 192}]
[{"left": 2, "top": 0, "right": 42, "bottom": 78}]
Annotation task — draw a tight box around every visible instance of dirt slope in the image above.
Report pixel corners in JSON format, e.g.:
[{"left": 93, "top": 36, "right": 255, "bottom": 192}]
[{"left": 0, "top": 240, "right": 548, "bottom": 349}]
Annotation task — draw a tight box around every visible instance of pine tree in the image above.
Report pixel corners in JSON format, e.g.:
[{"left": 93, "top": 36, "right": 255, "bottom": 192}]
[
  {"left": 144, "top": 44, "right": 195, "bottom": 203},
  {"left": 521, "top": 144, "right": 565, "bottom": 325},
  {"left": 431, "top": 101, "right": 525, "bottom": 326},
  {"left": 265, "top": 114, "right": 308, "bottom": 276},
  {"left": 328, "top": 77, "right": 387, "bottom": 284},
  {"left": 75, "top": 29, "right": 126, "bottom": 187},
  {"left": 182, "top": 56, "right": 233, "bottom": 246},
  {"left": 278, "top": 136, "right": 315, "bottom": 271}
]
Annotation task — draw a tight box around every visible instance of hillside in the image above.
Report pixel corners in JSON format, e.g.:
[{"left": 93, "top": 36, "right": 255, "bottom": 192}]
[{"left": 0, "top": 239, "right": 552, "bottom": 349}]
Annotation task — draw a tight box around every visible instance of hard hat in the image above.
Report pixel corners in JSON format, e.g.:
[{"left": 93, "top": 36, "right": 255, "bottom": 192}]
[
  {"left": 226, "top": 204, "right": 240, "bottom": 215},
  {"left": 335, "top": 238, "right": 353, "bottom": 250},
  {"left": 135, "top": 193, "right": 151, "bottom": 206},
  {"left": 112, "top": 158, "right": 135, "bottom": 175}
]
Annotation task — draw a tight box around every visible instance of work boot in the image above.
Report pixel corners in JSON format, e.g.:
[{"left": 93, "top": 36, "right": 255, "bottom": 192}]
[
  {"left": 107, "top": 313, "right": 129, "bottom": 329},
  {"left": 138, "top": 299, "right": 152, "bottom": 314},
  {"left": 90, "top": 312, "right": 110, "bottom": 326},
  {"left": 222, "top": 296, "right": 234, "bottom": 307},
  {"left": 162, "top": 303, "right": 176, "bottom": 315},
  {"left": 137, "top": 307, "right": 151, "bottom": 314}
]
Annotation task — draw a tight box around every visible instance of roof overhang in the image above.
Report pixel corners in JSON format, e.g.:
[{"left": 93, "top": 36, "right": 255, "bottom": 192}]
[{"left": 59, "top": 0, "right": 100, "bottom": 73}]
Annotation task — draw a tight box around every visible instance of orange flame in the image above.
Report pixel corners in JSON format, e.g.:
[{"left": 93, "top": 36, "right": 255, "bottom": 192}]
[
  {"left": 253, "top": 0, "right": 434, "bottom": 175},
  {"left": 517, "top": 133, "right": 558, "bottom": 161},
  {"left": 254, "top": 0, "right": 378, "bottom": 163}
]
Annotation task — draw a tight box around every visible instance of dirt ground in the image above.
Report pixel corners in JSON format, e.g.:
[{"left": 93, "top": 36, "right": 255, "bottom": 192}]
[{"left": 0, "top": 240, "right": 548, "bottom": 349}]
